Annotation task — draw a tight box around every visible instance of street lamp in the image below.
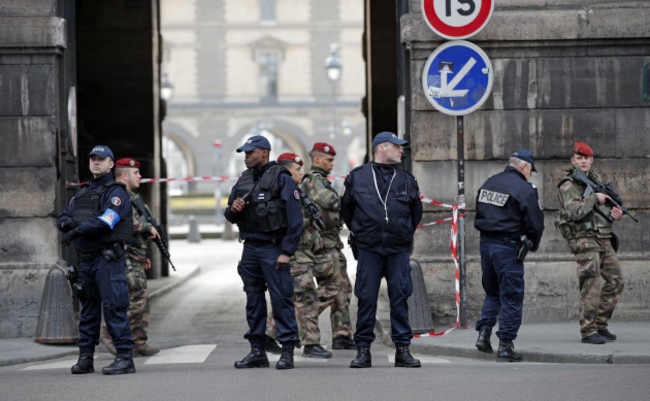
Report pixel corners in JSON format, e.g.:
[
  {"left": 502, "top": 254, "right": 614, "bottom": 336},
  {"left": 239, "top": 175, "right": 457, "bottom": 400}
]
[
  {"left": 161, "top": 72, "right": 174, "bottom": 101},
  {"left": 324, "top": 43, "right": 342, "bottom": 140}
]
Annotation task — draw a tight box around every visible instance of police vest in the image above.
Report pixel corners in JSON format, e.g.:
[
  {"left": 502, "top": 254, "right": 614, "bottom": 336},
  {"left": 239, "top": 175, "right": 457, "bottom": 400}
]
[
  {"left": 556, "top": 176, "right": 613, "bottom": 240},
  {"left": 236, "top": 165, "right": 289, "bottom": 234},
  {"left": 72, "top": 182, "right": 135, "bottom": 246}
]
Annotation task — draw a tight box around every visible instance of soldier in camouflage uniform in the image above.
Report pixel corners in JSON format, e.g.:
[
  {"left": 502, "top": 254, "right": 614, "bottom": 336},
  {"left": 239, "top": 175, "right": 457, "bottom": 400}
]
[
  {"left": 303, "top": 143, "right": 355, "bottom": 350},
  {"left": 100, "top": 158, "right": 161, "bottom": 356},
  {"left": 556, "top": 142, "right": 624, "bottom": 345},
  {"left": 266, "top": 153, "right": 333, "bottom": 358}
]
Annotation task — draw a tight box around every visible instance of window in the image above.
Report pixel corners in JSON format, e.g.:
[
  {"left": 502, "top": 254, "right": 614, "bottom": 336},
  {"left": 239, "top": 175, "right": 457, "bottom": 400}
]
[
  {"left": 260, "top": 0, "right": 275, "bottom": 22},
  {"left": 258, "top": 51, "right": 279, "bottom": 101}
]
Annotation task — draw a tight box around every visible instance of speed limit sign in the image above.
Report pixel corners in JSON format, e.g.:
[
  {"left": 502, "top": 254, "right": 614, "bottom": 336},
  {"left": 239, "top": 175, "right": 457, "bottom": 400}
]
[{"left": 421, "top": 0, "right": 494, "bottom": 40}]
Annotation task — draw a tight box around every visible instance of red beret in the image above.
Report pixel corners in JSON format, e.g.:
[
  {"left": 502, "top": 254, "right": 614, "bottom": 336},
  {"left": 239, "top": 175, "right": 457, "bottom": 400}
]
[
  {"left": 573, "top": 142, "right": 593, "bottom": 157},
  {"left": 311, "top": 142, "right": 336, "bottom": 156},
  {"left": 115, "top": 158, "right": 141, "bottom": 168},
  {"left": 277, "top": 153, "right": 303, "bottom": 166}
]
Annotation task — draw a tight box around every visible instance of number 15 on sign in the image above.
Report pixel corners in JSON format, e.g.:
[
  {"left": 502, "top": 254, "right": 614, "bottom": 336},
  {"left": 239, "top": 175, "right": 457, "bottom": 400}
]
[{"left": 421, "top": 0, "right": 494, "bottom": 40}]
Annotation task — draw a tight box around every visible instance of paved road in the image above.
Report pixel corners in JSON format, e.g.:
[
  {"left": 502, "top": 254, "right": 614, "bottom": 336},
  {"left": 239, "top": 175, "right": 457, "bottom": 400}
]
[{"left": 2, "top": 239, "right": 650, "bottom": 401}]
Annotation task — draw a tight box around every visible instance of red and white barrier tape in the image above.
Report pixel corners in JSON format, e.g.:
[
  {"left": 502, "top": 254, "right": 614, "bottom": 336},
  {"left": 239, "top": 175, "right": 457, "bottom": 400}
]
[
  {"left": 140, "top": 176, "right": 240, "bottom": 184},
  {"left": 66, "top": 175, "right": 347, "bottom": 187},
  {"left": 419, "top": 195, "right": 455, "bottom": 209}
]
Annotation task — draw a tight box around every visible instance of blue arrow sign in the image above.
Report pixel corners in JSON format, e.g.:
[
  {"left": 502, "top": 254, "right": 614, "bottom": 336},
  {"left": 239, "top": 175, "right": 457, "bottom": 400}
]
[{"left": 422, "top": 40, "right": 493, "bottom": 116}]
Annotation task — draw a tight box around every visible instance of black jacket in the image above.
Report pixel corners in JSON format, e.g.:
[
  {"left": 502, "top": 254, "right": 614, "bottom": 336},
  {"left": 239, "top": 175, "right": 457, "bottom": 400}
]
[
  {"left": 341, "top": 162, "right": 422, "bottom": 255},
  {"left": 474, "top": 166, "right": 545, "bottom": 251}
]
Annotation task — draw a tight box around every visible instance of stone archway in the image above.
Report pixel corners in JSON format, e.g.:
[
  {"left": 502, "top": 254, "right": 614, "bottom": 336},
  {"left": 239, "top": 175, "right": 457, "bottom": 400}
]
[
  {"left": 230, "top": 120, "right": 310, "bottom": 173},
  {"left": 162, "top": 121, "right": 197, "bottom": 195}
]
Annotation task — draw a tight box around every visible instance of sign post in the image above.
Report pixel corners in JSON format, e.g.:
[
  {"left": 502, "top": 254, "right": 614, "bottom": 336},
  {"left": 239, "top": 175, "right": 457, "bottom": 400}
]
[{"left": 421, "top": 1, "right": 495, "bottom": 327}]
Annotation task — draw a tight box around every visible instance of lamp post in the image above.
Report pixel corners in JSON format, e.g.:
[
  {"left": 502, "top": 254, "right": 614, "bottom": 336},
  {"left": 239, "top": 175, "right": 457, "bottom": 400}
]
[{"left": 324, "top": 43, "right": 342, "bottom": 140}]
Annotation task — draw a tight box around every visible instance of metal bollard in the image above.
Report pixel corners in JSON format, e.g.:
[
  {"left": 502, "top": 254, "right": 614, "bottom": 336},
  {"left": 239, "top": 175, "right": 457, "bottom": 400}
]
[
  {"left": 187, "top": 215, "right": 202, "bottom": 243},
  {"left": 34, "top": 264, "right": 79, "bottom": 344},
  {"left": 407, "top": 259, "right": 435, "bottom": 334}
]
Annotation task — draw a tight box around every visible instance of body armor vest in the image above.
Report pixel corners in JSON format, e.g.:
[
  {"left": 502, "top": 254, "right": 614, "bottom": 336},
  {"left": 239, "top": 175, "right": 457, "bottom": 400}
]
[
  {"left": 236, "top": 165, "right": 289, "bottom": 234},
  {"left": 72, "top": 182, "right": 135, "bottom": 246}
]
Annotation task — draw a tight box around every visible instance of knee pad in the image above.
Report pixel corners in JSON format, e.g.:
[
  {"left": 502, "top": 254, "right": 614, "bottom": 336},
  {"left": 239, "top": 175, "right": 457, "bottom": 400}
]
[{"left": 237, "top": 261, "right": 266, "bottom": 293}]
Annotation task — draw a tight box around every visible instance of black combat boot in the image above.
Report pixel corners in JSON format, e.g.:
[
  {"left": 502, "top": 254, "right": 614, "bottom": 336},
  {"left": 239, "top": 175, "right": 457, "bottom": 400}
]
[
  {"left": 332, "top": 336, "right": 356, "bottom": 350},
  {"left": 276, "top": 348, "right": 294, "bottom": 370},
  {"left": 303, "top": 344, "right": 332, "bottom": 359},
  {"left": 102, "top": 351, "right": 136, "bottom": 375},
  {"left": 581, "top": 332, "right": 607, "bottom": 344},
  {"left": 71, "top": 352, "right": 95, "bottom": 374},
  {"left": 598, "top": 328, "right": 617, "bottom": 341},
  {"left": 394, "top": 346, "right": 421, "bottom": 368},
  {"left": 350, "top": 346, "right": 371, "bottom": 368},
  {"left": 234, "top": 348, "right": 269, "bottom": 369},
  {"left": 475, "top": 327, "right": 493, "bottom": 353},
  {"left": 264, "top": 335, "right": 282, "bottom": 355},
  {"left": 496, "top": 339, "right": 522, "bottom": 362}
]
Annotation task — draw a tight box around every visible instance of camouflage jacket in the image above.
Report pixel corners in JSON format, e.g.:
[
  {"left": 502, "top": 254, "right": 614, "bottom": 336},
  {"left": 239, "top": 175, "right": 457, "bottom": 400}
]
[
  {"left": 556, "top": 166, "right": 614, "bottom": 240},
  {"left": 292, "top": 196, "right": 325, "bottom": 264},
  {"left": 302, "top": 167, "right": 343, "bottom": 249},
  {"left": 125, "top": 191, "right": 153, "bottom": 260}
]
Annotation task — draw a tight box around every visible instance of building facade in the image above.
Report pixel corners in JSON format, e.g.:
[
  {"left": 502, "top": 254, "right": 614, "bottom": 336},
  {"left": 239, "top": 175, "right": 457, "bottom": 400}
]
[
  {"left": 396, "top": 0, "right": 650, "bottom": 324},
  {"left": 161, "top": 0, "right": 367, "bottom": 206}
]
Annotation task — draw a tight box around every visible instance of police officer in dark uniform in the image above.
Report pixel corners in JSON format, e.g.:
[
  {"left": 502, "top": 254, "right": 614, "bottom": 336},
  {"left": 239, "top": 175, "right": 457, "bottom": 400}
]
[
  {"left": 57, "top": 145, "right": 136, "bottom": 375},
  {"left": 224, "top": 135, "right": 302, "bottom": 370},
  {"left": 341, "top": 131, "right": 423, "bottom": 368},
  {"left": 474, "top": 149, "right": 545, "bottom": 362}
]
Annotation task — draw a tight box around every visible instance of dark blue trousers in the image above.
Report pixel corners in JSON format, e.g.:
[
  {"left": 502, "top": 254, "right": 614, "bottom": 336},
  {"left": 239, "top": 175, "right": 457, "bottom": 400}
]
[
  {"left": 475, "top": 237, "right": 525, "bottom": 340},
  {"left": 240, "top": 242, "right": 298, "bottom": 349},
  {"left": 77, "top": 254, "right": 133, "bottom": 353},
  {"left": 353, "top": 249, "right": 413, "bottom": 347}
]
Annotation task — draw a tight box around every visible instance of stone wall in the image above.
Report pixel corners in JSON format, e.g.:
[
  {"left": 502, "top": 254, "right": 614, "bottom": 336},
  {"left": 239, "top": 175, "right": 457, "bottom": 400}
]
[
  {"left": 402, "top": 1, "right": 650, "bottom": 325},
  {"left": 0, "top": 1, "right": 68, "bottom": 337}
]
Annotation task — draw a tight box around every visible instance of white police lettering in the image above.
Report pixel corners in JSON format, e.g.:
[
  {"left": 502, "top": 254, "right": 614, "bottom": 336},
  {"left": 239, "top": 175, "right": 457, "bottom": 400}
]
[{"left": 478, "top": 189, "right": 509, "bottom": 207}]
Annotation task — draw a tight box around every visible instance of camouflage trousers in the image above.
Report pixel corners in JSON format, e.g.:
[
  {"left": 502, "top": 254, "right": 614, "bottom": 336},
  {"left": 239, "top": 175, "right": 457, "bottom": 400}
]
[
  {"left": 321, "top": 247, "right": 353, "bottom": 339},
  {"left": 126, "top": 258, "right": 150, "bottom": 346},
  {"left": 572, "top": 237, "right": 624, "bottom": 338},
  {"left": 266, "top": 249, "right": 353, "bottom": 344}
]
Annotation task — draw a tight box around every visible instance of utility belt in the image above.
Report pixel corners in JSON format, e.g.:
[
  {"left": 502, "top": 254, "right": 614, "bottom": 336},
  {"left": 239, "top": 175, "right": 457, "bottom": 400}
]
[
  {"left": 480, "top": 233, "right": 532, "bottom": 262},
  {"left": 77, "top": 243, "right": 124, "bottom": 262},
  {"left": 480, "top": 231, "right": 524, "bottom": 243}
]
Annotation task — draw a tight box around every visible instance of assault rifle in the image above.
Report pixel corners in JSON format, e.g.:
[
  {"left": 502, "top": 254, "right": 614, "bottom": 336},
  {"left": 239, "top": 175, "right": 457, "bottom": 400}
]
[
  {"left": 300, "top": 190, "right": 327, "bottom": 231},
  {"left": 132, "top": 197, "right": 177, "bottom": 271},
  {"left": 571, "top": 169, "right": 638, "bottom": 223}
]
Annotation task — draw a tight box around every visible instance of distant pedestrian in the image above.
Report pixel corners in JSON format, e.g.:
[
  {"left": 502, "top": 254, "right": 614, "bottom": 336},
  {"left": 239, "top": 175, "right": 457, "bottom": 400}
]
[
  {"left": 474, "top": 149, "right": 545, "bottom": 362},
  {"left": 556, "top": 142, "right": 624, "bottom": 344},
  {"left": 224, "top": 136, "right": 302, "bottom": 369},
  {"left": 57, "top": 145, "right": 136, "bottom": 375},
  {"left": 341, "top": 131, "right": 423, "bottom": 368},
  {"left": 98, "top": 158, "right": 161, "bottom": 357}
]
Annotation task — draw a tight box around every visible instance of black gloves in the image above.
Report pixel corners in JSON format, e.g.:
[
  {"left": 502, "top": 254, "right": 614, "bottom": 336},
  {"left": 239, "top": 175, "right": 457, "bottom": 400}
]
[
  {"left": 61, "top": 227, "right": 81, "bottom": 246},
  {"left": 60, "top": 217, "right": 79, "bottom": 233}
]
